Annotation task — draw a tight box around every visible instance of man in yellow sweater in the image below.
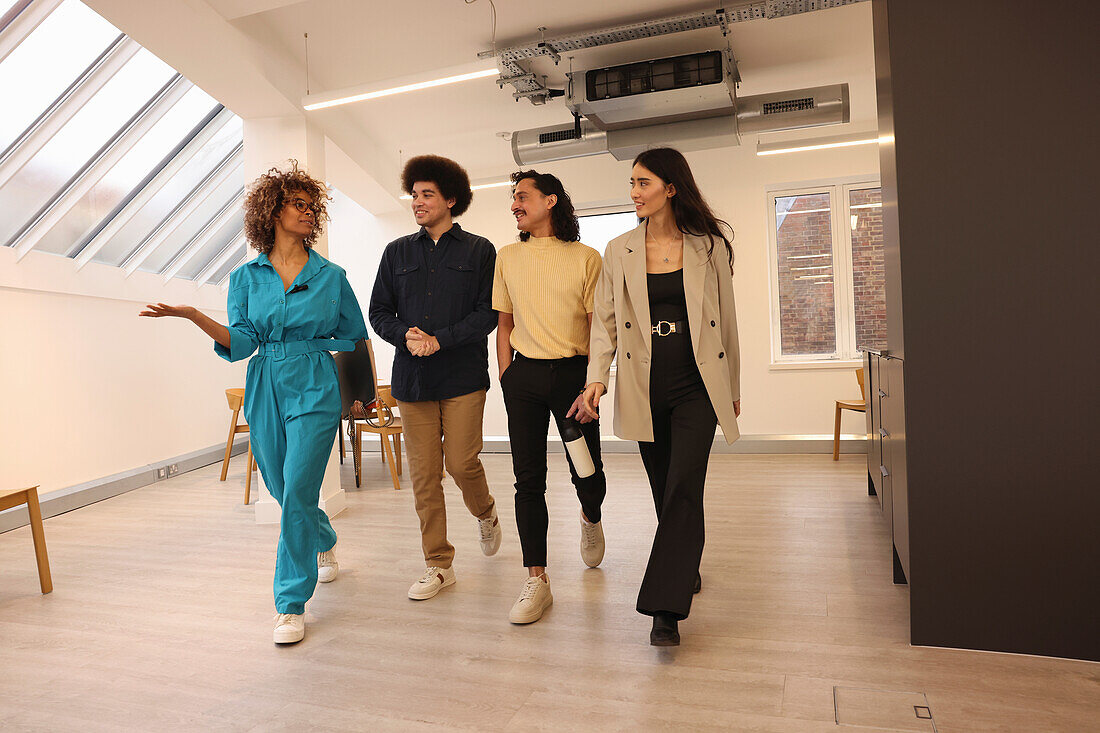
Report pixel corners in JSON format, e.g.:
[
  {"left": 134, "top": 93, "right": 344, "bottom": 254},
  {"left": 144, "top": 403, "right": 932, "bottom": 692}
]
[{"left": 493, "top": 170, "right": 607, "bottom": 624}]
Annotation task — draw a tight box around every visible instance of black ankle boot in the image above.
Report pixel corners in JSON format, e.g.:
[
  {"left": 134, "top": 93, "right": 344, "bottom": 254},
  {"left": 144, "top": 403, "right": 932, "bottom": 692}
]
[
  {"left": 650, "top": 612, "right": 680, "bottom": 646},
  {"left": 693, "top": 572, "right": 701, "bottom": 594}
]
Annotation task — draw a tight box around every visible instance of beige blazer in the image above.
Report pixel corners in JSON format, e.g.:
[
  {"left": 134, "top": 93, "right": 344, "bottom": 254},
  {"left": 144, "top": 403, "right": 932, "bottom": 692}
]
[{"left": 587, "top": 223, "right": 741, "bottom": 444}]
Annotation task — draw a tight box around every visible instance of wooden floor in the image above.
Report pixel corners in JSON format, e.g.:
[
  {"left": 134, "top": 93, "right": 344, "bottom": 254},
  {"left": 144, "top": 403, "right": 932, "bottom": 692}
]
[{"left": 1, "top": 453, "right": 1096, "bottom": 732}]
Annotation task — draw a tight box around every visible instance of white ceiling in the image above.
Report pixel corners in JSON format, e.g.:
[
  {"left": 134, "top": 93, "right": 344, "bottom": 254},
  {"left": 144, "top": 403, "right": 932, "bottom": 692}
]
[
  {"left": 218, "top": 1, "right": 876, "bottom": 181},
  {"left": 88, "top": 0, "right": 876, "bottom": 204}
]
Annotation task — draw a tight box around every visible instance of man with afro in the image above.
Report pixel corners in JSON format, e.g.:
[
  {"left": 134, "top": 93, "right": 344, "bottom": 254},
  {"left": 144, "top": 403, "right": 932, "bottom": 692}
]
[{"left": 369, "top": 155, "right": 503, "bottom": 601}]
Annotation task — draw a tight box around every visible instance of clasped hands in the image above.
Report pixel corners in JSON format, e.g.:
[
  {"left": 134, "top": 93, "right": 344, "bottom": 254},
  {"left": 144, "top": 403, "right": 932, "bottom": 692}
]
[{"left": 405, "top": 326, "right": 440, "bottom": 357}]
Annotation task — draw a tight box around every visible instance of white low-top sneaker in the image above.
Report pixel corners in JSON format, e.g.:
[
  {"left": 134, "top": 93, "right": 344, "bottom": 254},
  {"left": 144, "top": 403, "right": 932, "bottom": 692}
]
[
  {"left": 408, "top": 566, "right": 456, "bottom": 600},
  {"left": 509, "top": 573, "right": 553, "bottom": 624},
  {"left": 580, "top": 513, "right": 605, "bottom": 568},
  {"left": 317, "top": 547, "right": 339, "bottom": 583},
  {"left": 273, "top": 613, "right": 305, "bottom": 644},
  {"left": 478, "top": 506, "right": 503, "bottom": 556}
]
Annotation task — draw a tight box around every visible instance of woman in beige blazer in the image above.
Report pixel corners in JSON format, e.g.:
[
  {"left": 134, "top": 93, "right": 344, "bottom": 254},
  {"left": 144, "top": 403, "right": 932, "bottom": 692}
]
[{"left": 576, "top": 147, "right": 740, "bottom": 646}]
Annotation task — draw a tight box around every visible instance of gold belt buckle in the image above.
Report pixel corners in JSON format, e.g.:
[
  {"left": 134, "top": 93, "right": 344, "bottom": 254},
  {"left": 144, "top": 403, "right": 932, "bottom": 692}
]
[{"left": 652, "top": 321, "right": 674, "bottom": 337}]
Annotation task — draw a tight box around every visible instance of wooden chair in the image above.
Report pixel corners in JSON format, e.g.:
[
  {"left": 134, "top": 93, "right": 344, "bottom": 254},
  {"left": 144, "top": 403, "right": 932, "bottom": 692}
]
[
  {"left": 348, "top": 339, "right": 403, "bottom": 490},
  {"left": 833, "top": 367, "right": 867, "bottom": 460},
  {"left": 1, "top": 486, "right": 52, "bottom": 594},
  {"left": 221, "top": 388, "right": 256, "bottom": 504}
]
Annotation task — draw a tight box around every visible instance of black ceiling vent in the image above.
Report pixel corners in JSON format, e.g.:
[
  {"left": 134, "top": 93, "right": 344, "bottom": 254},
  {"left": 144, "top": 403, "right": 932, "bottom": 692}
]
[
  {"left": 538, "top": 128, "right": 583, "bottom": 144},
  {"left": 763, "top": 97, "right": 816, "bottom": 115},
  {"left": 585, "top": 50, "right": 724, "bottom": 102}
]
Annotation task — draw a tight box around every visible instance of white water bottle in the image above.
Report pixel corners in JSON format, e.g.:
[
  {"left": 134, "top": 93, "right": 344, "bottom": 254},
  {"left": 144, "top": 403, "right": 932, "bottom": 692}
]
[{"left": 559, "top": 417, "right": 595, "bottom": 478}]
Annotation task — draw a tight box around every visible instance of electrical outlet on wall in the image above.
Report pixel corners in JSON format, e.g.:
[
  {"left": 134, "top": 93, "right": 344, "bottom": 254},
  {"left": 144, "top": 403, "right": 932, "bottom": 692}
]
[
  {"left": 156, "top": 467, "right": 167, "bottom": 480},
  {"left": 167, "top": 464, "right": 179, "bottom": 476}
]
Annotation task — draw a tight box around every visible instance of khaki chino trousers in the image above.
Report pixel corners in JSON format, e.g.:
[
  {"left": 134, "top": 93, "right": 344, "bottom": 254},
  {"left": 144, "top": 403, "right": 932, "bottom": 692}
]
[{"left": 396, "top": 389, "right": 496, "bottom": 568}]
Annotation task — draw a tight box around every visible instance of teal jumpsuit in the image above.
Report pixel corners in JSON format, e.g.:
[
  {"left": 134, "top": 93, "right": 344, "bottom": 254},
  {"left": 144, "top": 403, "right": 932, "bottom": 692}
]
[{"left": 216, "top": 249, "right": 368, "bottom": 614}]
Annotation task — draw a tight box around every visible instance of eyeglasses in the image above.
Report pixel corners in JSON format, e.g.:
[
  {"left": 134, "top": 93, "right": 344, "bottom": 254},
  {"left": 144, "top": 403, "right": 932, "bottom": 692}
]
[{"left": 286, "top": 198, "right": 320, "bottom": 216}]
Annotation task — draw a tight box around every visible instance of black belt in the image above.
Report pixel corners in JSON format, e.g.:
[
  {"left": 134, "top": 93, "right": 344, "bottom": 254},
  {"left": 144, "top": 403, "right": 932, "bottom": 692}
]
[{"left": 651, "top": 320, "right": 688, "bottom": 337}]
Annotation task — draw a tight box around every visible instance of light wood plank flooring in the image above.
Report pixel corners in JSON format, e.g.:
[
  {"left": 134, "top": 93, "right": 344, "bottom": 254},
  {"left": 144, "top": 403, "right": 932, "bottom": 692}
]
[{"left": 1, "top": 453, "right": 1097, "bottom": 732}]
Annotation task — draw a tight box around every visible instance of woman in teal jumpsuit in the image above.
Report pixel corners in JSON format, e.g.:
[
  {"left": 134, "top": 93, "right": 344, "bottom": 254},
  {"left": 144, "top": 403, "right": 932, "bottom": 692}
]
[{"left": 142, "top": 163, "right": 367, "bottom": 644}]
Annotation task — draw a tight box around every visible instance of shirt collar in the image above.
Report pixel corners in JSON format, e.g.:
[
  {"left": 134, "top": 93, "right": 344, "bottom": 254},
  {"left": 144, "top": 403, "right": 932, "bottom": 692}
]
[
  {"left": 414, "top": 222, "right": 464, "bottom": 243},
  {"left": 249, "top": 248, "right": 326, "bottom": 283}
]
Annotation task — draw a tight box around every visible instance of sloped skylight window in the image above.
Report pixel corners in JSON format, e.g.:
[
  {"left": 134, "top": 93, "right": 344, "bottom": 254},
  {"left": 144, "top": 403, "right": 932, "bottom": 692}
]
[
  {"left": 36, "top": 86, "right": 221, "bottom": 256},
  {"left": 0, "top": 0, "right": 119, "bottom": 151},
  {"left": 84, "top": 115, "right": 242, "bottom": 268},
  {"left": 0, "top": 0, "right": 245, "bottom": 287}
]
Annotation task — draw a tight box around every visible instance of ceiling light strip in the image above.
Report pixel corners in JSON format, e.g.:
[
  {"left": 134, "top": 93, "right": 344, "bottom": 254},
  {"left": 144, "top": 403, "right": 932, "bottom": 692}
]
[
  {"left": 399, "top": 180, "right": 511, "bottom": 201},
  {"left": 303, "top": 62, "right": 499, "bottom": 111},
  {"left": 757, "top": 133, "right": 891, "bottom": 157}
]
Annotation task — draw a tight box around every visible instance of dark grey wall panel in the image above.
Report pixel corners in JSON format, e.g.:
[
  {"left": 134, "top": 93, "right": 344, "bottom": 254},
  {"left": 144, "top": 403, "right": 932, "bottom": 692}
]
[{"left": 873, "top": 0, "right": 1100, "bottom": 660}]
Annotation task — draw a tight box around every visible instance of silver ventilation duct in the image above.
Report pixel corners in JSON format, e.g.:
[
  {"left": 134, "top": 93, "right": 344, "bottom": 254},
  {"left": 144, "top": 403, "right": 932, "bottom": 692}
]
[
  {"left": 511, "top": 82, "right": 850, "bottom": 166},
  {"left": 511, "top": 116, "right": 739, "bottom": 166},
  {"left": 737, "top": 84, "right": 849, "bottom": 134},
  {"left": 567, "top": 50, "right": 738, "bottom": 131},
  {"left": 511, "top": 121, "right": 608, "bottom": 166}
]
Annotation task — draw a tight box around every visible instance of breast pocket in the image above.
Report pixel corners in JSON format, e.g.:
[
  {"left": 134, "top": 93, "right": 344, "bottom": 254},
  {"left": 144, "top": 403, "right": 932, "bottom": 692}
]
[
  {"left": 394, "top": 262, "right": 421, "bottom": 299},
  {"left": 245, "top": 283, "right": 272, "bottom": 334},
  {"left": 444, "top": 261, "right": 476, "bottom": 313}
]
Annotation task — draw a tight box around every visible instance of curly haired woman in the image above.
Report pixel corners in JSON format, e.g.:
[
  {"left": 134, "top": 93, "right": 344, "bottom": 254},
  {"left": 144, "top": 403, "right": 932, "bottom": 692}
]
[{"left": 141, "top": 161, "right": 368, "bottom": 644}]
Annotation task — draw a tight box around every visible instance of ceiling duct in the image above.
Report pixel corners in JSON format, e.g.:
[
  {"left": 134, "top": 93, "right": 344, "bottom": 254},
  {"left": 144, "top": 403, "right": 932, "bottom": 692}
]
[
  {"left": 511, "top": 51, "right": 849, "bottom": 166},
  {"left": 512, "top": 115, "right": 740, "bottom": 165},
  {"left": 736, "top": 84, "right": 849, "bottom": 134},
  {"left": 567, "top": 50, "right": 738, "bottom": 131},
  {"left": 511, "top": 120, "right": 609, "bottom": 165}
]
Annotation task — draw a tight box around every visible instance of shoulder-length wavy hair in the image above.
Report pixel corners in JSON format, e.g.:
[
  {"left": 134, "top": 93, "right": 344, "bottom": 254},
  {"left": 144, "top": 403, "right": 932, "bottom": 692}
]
[
  {"left": 633, "top": 147, "right": 733, "bottom": 267},
  {"left": 511, "top": 170, "right": 580, "bottom": 242},
  {"left": 243, "top": 160, "right": 330, "bottom": 254}
]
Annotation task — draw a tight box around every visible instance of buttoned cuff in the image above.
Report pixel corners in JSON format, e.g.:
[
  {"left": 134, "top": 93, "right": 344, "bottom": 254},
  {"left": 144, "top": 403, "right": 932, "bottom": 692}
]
[
  {"left": 433, "top": 327, "right": 455, "bottom": 350},
  {"left": 214, "top": 327, "right": 256, "bottom": 362}
]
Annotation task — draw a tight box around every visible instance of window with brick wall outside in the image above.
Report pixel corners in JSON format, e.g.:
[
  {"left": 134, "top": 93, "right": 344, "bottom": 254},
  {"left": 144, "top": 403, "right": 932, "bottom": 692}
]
[{"left": 768, "top": 181, "right": 886, "bottom": 363}]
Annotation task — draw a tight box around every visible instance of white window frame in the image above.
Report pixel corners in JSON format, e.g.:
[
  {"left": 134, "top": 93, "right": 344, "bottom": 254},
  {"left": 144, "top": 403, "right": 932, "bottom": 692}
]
[
  {"left": 766, "top": 175, "right": 881, "bottom": 367},
  {"left": 577, "top": 204, "right": 637, "bottom": 380}
]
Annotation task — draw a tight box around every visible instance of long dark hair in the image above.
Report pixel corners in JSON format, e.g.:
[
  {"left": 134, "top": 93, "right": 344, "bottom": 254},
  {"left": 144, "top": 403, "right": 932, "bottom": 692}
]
[
  {"left": 633, "top": 147, "right": 733, "bottom": 267},
  {"left": 511, "top": 170, "right": 581, "bottom": 242}
]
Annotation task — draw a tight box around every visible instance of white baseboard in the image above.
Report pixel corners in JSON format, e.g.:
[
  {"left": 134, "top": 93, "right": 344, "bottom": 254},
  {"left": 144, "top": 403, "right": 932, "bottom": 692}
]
[
  {"left": 349, "top": 433, "right": 868, "bottom": 455},
  {"left": 1, "top": 434, "right": 867, "bottom": 533}
]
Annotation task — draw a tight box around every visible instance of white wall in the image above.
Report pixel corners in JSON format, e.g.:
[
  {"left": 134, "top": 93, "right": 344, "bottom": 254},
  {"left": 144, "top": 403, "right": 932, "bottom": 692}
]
[
  {"left": 328, "top": 138, "right": 879, "bottom": 440},
  {"left": 327, "top": 190, "right": 406, "bottom": 390},
  {"left": 0, "top": 248, "right": 245, "bottom": 494}
]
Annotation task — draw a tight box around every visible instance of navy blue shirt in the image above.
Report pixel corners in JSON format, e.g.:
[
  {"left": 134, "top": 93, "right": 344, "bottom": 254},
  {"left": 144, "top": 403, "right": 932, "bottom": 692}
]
[{"left": 368, "top": 223, "right": 497, "bottom": 402}]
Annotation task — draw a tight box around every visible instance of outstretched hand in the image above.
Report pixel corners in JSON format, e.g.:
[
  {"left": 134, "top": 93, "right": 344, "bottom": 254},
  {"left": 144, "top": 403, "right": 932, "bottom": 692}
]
[{"left": 139, "top": 303, "right": 195, "bottom": 319}]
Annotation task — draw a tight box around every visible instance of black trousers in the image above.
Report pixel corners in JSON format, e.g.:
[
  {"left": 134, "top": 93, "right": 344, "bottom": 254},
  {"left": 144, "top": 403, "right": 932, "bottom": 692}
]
[
  {"left": 501, "top": 353, "right": 606, "bottom": 568},
  {"left": 636, "top": 371, "right": 718, "bottom": 620}
]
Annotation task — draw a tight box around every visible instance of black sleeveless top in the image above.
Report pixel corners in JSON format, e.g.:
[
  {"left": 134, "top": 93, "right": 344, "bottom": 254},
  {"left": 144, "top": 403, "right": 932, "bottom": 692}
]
[{"left": 647, "top": 270, "right": 704, "bottom": 396}]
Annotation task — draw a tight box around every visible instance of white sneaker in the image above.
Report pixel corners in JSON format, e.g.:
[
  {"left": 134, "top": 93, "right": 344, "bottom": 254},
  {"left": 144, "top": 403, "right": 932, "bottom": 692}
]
[
  {"left": 509, "top": 573, "right": 553, "bottom": 624},
  {"left": 478, "top": 506, "right": 503, "bottom": 556},
  {"left": 580, "top": 513, "right": 605, "bottom": 568},
  {"left": 317, "top": 547, "right": 339, "bottom": 583},
  {"left": 408, "top": 566, "right": 456, "bottom": 600},
  {"left": 273, "top": 613, "right": 305, "bottom": 644}
]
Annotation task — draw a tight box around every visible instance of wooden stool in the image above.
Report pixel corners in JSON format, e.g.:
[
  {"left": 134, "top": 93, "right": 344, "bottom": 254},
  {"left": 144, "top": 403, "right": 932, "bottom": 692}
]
[
  {"left": 347, "top": 339, "right": 404, "bottom": 490},
  {"left": 221, "top": 388, "right": 256, "bottom": 503},
  {"left": 833, "top": 367, "right": 867, "bottom": 460},
  {"left": 1, "top": 486, "right": 53, "bottom": 594},
  {"left": 351, "top": 385, "right": 404, "bottom": 490}
]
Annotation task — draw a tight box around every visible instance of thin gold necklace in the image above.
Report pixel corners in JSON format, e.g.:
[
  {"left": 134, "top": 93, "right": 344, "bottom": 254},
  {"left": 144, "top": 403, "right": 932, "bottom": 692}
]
[{"left": 649, "top": 233, "right": 682, "bottom": 263}]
